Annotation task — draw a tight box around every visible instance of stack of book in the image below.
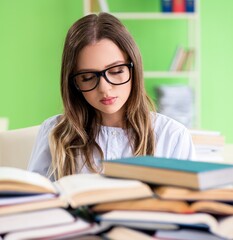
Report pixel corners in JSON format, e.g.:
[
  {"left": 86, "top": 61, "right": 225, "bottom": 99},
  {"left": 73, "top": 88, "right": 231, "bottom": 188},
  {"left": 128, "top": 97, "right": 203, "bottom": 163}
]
[
  {"left": 0, "top": 167, "right": 154, "bottom": 239},
  {"left": 155, "top": 84, "right": 194, "bottom": 128},
  {"left": 1, "top": 155, "right": 233, "bottom": 239},
  {"left": 190, "top": 129, "right": 225, "bottom": 162}
]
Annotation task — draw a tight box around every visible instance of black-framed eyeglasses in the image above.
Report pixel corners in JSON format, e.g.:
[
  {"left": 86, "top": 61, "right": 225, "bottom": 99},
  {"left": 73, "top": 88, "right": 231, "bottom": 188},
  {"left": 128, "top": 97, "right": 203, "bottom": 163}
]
[{"left": 71, "top": 62, "right": 133, "bottom": 92}]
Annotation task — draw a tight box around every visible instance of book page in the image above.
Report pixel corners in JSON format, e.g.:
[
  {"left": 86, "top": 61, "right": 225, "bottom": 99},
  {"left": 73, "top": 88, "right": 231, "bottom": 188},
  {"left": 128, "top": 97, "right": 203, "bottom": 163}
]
[
  {"left": 217, "top": 216, "right": 233, "bottom": 238},
  {"left": 0, "top": 193, "right": 55, "bottom": 206},
  {"left": 191, "top": 201, "right": 233, "bottom": 215},
  {"left": 0, "top": 167, "right": 56, "bottom": 193},
  {"left": 56, "top": 173, "right": 147, "bottom": 196},
  {"left": 155, "top": 229, "right": 222, "bottom": 240}
]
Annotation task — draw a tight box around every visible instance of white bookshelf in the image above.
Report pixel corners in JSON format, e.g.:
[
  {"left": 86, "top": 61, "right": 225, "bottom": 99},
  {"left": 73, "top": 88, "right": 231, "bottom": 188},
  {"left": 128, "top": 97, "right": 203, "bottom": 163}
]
[{"left": 83, "top": 0, "right": 201, "bottom": 128}]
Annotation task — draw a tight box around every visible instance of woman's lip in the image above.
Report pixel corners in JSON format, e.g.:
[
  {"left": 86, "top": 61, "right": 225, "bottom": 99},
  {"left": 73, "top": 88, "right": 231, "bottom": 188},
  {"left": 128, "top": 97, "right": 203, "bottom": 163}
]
[{"left": 100, "top": 97, "right": 117, "bottom": 105}]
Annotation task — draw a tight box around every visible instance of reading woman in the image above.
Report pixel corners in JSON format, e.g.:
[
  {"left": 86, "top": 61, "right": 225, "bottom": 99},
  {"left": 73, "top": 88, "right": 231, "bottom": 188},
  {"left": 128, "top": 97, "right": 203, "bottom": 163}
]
[{"left": 28, "top": 13, "right": 196, "bottom": 181}]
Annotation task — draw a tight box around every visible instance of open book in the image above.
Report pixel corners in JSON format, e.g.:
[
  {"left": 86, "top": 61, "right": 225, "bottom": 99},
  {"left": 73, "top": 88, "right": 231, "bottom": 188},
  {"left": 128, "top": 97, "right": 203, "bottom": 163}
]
[
  {"left": 92, "top": 197, "right": 233, "bottom": 215},
  {"left": 103, "top": 226, "right": 153, "bottom": 240},
  {"left": 3, "top": 215, "right": 105, "bottom": 240},
  {"left": 0, "top": 167, "right": 153, "bottom": 215},
  {"left": 96, "top": 210, "right": 233, "bottom": 239},
  {"left": 0, "top": 208, "right": 75, "bottom": 235}
]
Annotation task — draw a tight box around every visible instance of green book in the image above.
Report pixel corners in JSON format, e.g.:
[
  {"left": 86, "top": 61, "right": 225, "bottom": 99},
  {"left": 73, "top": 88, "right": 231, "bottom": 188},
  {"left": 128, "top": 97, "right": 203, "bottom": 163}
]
[{"left": 103, "top": 156, "right": 233, "bottom": 190}]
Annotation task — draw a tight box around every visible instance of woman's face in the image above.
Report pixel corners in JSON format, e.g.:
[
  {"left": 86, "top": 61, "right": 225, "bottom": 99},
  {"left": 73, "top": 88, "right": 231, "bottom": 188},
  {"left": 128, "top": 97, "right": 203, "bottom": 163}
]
[{"left": 76, "top": 38, "right": 132, "bottom": 127}]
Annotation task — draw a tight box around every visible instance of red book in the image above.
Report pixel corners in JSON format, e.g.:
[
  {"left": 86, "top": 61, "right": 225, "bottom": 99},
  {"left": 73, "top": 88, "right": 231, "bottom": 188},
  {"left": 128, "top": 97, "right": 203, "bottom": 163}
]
[{"left": 173, "top": 0, "right": 185, "bottom": 12}]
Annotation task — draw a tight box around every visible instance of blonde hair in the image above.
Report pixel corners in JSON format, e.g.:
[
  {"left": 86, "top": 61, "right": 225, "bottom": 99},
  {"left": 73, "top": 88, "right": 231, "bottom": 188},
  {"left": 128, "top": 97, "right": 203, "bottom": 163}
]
[{"left": 49, "top": 12, "right": 156, "bottom": 180}]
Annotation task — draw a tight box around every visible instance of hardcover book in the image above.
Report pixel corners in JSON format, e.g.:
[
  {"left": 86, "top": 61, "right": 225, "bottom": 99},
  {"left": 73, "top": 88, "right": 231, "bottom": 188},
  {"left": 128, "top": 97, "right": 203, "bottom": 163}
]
[{"left": 103, "top": 156, "right": 233, "bottom": 190}]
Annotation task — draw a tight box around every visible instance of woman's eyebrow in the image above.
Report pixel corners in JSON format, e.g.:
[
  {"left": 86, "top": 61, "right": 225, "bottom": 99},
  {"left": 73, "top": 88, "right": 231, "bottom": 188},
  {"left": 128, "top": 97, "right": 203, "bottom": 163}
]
[{"left": 77, "top": 60, "right": 126, "bottom": 72}]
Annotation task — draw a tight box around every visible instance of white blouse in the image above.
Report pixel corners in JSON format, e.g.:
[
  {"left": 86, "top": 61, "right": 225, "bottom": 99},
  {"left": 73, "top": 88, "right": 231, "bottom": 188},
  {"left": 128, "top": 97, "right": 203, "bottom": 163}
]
[{"left": 28, "top": 112, "right": 196, "bottom": 180}]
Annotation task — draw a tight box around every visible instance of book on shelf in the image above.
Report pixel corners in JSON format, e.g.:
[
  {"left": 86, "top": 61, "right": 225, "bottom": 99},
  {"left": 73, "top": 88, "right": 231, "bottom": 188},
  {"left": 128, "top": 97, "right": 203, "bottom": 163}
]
[
  {"left": 170, "top": 47, "right": 195, "bottom": 72},
  {"left": 161, "top": 0, "right": 195, "bottom": 14},
  {"left": 182, "top": 48, "right": 195, "bottom": 71},
  {"left": 176, "top": 49, "right": 188, "bottom": 71},
  {"left": 103, "top": 156, "right": 233, "bottom": 190},
  {"left": 172, "top": 0, "right": 185, "bottom": 12},
  {"left": 96, "top": 210, "right": 233, "bottom": 239},
  {"left": 161, "top": 0, "right": 172, "bottom": 12},
  {"left": 92, "top": 197, "right": 233, "bottom": 215},
  {"left": 185, "top": 0, "right": 195, "bottom": 12},
  {"left": 154, "top": 185, "right": 233, "bottom": 202},
  {"left": 0, "top": 167, "right": 153, "bottom": 215},
  {"left": 169, "top": 46, "right": 186, "bottom": 71},
  {"left": 155, "top": 228, "right": 223, "bottom": 240}
]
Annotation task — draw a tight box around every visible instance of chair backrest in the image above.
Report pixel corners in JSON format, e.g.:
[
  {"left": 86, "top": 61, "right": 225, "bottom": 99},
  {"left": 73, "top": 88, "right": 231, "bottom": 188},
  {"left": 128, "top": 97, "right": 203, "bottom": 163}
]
[{"left": 0, "top": 125, "right": 40, "bottom": 169}]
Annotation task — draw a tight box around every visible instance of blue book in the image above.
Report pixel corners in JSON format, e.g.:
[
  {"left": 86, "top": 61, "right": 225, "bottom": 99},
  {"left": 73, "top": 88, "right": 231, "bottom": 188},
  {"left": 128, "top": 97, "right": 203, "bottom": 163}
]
[
  {"left": 161, "top": 0, "right": 172, "bottom": 12},
  {"left": 103, "top": 156, "right": 233, "bottom": 190},
  {"left": 186, "top": 0, "right": 195, "bottom": 12}
]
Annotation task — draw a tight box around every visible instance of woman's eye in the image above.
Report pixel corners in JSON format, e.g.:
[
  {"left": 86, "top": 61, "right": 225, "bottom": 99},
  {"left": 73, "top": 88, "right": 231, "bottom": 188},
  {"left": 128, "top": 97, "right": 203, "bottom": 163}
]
[
  {"left": 81, "top": 74, "right": 95, "bottom": 82},
  {"left": 109, "top": 68, "right": 124, "bottom": 75}
]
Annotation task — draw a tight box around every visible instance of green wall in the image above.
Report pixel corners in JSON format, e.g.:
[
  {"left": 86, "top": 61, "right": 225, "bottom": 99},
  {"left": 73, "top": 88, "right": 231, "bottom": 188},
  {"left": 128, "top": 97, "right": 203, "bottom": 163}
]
[
  {"left": 1, "top": 0, "right": 233, "bottom": 143},
  {"left": 0, "top": 0, "right": 83, "bottom": 128},
  {"left": 201, "top": 0, "right": 233, "bottom": 143}
]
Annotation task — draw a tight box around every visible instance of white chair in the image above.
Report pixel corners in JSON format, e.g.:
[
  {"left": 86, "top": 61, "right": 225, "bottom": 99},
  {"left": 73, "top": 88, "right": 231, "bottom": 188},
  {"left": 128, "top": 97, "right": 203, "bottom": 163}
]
[
  {"left": 223, "top": 144, "right": 233, "bottom": 164},
  {"left": 0, "top": 126, "right": 40, "bottom": 169},
  {"left": 0, "top": 117, "right": 9, "bottom": 131}
]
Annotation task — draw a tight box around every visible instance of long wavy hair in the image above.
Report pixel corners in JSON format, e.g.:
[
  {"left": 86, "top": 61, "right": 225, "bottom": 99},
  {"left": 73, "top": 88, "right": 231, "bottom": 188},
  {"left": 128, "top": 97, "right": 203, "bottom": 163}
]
[{"left": 49, "top": 12, "right": 156, "bottom": 180}]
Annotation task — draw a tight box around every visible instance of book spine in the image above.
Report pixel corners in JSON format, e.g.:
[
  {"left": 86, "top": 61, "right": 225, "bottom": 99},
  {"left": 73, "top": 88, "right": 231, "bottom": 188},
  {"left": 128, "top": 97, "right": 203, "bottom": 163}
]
[
  {"left": 172, "top": 0, "right": 185, "bottom": 12},
  {"left": 161, "top": 0, "right": 172, "bottom": 12},
  {"left": 182, "top": 49, "right": 195, "bottom": 71},
  {"left": 185, "top": 0, "right": 195, "bottom": 12},
  {"left": 169, "top": 46, "right": 186, "bottom": 71}
]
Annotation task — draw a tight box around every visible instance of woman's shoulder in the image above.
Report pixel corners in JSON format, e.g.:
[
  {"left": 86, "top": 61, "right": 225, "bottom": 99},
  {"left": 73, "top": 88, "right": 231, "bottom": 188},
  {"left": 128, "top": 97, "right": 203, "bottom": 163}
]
[
  {"left": 39, "top": 114, "right": 62, "bottom": 133},
  {"left": 150, "top": 112, "right": 188, "bottom": 133}
]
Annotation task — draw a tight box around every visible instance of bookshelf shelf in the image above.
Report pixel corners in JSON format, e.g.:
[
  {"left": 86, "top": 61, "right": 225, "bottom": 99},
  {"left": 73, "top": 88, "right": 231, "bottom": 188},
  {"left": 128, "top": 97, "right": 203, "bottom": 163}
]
[
  {"left": 88, "top": 12, "right": 198, "bottom": 20},
  {"left": 83, "top": 0, "right": 200, "bottom": 128}
]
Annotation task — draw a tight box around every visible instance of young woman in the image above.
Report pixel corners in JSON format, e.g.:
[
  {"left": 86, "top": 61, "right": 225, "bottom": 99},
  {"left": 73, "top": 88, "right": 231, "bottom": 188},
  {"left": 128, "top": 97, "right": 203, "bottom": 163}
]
[{"left": 28, "top": 12, "right": 196, "bottom": 181}]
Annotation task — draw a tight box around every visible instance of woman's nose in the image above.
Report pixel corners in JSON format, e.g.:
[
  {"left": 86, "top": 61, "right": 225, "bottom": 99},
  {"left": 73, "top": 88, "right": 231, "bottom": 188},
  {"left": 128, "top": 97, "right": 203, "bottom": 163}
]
[{"left": 97, "top": 75, "right": 112, "bottom": 92}]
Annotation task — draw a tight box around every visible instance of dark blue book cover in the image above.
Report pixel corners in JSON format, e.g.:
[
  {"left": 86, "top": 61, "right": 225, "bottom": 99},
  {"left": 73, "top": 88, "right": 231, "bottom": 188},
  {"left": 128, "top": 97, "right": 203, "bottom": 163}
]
[
  {"left": 161, "top": 0, "right": 172, "bottom": 12},
  {"left": 186, "top": 0, "right": 195, "bottom": 12}
]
